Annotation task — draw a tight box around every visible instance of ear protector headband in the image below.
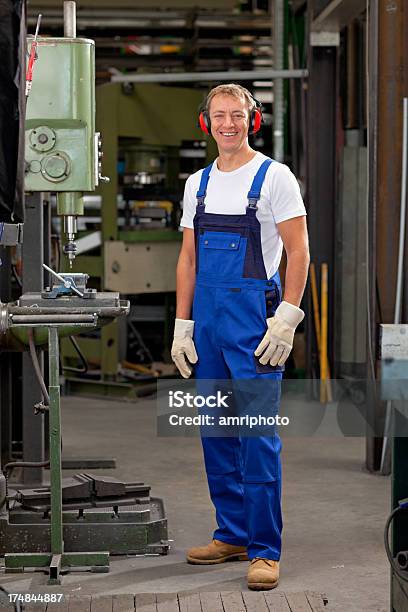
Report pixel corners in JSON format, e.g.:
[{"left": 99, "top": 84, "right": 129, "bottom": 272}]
[{"left": 198, "top": 95, "right": 263, "bottom": 136}]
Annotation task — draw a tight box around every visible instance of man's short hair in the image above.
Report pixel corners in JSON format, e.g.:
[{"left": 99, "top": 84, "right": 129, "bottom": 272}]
[{"left": 205, "top": 84, "right": 256, "bottom": 114}]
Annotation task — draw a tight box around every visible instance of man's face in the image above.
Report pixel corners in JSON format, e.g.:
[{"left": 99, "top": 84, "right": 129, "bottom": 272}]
[{"left": 208, "top": 94, "right": 250, "bottom": 154}]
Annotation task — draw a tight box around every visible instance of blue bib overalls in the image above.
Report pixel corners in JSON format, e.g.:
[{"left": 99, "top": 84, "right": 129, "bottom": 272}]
[{"left": 192, "top": 158, "right": 283, "bottom": 561}]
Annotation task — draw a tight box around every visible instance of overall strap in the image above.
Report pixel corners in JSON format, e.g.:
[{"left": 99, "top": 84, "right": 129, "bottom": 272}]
[
  {"left": 196, "top": 162, "right": 214, "bottom": 207},
  {"left": 247, "top": 158, "right": 274, "bottom": 209}
]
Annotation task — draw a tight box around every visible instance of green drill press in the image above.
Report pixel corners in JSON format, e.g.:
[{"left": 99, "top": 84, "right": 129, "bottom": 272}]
[
  {"left": 24, "top": 4, "right": 107, "bottom": 268},
  {"left": 0, "top": 1, "right": 168, "bottom": 584}
]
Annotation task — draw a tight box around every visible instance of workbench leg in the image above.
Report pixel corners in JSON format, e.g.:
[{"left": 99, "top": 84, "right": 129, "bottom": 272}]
[{"left": 48, "top": 327, "right": 63, "bottom": 583}]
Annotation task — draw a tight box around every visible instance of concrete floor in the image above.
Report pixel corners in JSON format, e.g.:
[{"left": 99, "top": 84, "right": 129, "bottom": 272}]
[{"left": 0, "top": 395, "right": 390, "bottom": 611}]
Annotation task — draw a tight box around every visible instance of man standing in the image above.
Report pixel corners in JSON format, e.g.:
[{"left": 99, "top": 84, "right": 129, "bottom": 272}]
[{"left": 171, "top": 84, "right": 309, "bottom": 590}]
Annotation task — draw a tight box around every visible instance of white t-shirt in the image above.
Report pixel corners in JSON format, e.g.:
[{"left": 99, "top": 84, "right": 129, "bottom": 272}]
[{"left": 180, "top": 151, "right": 306, "bottom": 279}]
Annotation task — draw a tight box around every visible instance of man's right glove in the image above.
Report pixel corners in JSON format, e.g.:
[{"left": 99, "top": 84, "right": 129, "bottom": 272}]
[{"left": 171, "top": 319, "right": 198, "bottom": 379}]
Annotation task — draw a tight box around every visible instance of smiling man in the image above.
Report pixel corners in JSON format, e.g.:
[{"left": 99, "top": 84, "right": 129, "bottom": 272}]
[{"left": 171, "top": 84, "right": 310, "bottom": 590}]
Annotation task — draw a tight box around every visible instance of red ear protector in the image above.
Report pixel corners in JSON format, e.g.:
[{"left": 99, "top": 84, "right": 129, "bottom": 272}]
[
  {"left": 198, "top": 96, "right": 263, "bottom": 136},
  {"left": 198, "top": 110, "right": 211, "bottom": 135}
]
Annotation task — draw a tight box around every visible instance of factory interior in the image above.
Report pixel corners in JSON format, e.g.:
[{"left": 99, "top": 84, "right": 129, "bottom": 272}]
[{"left": 0, "top": 0, "right": 408, "bottom": 610}]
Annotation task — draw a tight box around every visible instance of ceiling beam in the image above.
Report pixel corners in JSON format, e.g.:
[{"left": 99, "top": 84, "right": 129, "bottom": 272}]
[{"left": 111, "top": 68, "right": 308, "bottom": 84}]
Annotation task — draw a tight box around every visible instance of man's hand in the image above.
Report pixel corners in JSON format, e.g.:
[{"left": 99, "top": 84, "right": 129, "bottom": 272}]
[
  {"left": 171, "top": 319, "right": 198, "bottom": 378},
  {"left": 254, "top": 301, "right": 304, "bottom": 367}
]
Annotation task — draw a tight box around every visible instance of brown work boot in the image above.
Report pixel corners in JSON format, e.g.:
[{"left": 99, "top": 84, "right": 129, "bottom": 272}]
[
  {"left": 186, "top": 539, "right": 248, "bottom": 565},
  {"left": 247, "top": 558, "right": 280, "bottom": 590}
]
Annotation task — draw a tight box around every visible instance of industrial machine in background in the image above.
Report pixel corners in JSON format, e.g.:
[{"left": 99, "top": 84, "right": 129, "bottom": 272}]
[
  {"left": 0, "top": 1, "right": 168, "bottom": 583},
  {"left": 61, "top": 82, "right": 216, "bottom": 396},
  {"left": 380, "top": 325, "right": 408, "bottom": 612},
  {"left": 25, "top": 26, "right": 100, "bottom": 268}
]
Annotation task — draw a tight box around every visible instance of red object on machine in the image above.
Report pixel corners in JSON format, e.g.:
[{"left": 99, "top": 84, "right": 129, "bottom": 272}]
[{"left": 25, "top": 14, "right": 42, "bottom": 98}]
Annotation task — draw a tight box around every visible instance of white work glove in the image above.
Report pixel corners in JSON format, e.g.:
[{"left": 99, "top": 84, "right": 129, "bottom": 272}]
[
  {"left": 171, "top": 319, "right": 198, "bottom": 379},
  {"left": 255, "top": 301, "right": 304, "bottom": 367}
]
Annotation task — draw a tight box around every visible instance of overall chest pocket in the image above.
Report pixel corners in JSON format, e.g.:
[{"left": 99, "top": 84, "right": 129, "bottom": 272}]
[{"left": 199, "top": 231, "right": 245, "bottom": 278}]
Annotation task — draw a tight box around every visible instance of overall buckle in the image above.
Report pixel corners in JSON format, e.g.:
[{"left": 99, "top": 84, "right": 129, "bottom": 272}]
[{"left": 247, "top": 197, "right": 259, "bottom": 209}]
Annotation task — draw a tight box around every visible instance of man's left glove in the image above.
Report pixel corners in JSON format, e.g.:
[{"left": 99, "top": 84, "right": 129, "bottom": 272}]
[
  {"left": 255, "top": 301, "right": 304, "bottom": 367},
  {"left": 171, "top": 319, "right": 198, "bottom": 379}
]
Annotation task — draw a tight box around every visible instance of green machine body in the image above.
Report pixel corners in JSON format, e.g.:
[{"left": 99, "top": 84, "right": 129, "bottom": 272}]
[
  {"left": 25, "top": 36, "right": 97, "bottom": 194},
  {"left": 25, "top": 35, "right": 99, "bottom": 265}
]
